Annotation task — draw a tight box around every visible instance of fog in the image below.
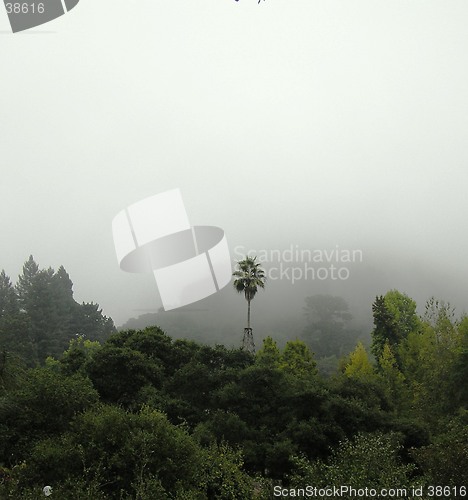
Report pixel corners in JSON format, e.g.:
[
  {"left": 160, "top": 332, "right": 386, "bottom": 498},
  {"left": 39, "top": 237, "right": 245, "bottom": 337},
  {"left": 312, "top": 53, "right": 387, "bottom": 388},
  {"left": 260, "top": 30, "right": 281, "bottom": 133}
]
[{"left": 1, "top": 1, "right": 468, "bottom": 342}]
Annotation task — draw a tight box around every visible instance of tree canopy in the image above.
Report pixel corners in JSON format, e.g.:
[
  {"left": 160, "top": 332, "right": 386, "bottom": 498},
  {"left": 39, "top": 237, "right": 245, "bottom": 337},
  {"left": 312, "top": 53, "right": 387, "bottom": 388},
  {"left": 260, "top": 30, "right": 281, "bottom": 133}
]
[{"left": 0, "top": 267, "right": 466, "bottom": 497}]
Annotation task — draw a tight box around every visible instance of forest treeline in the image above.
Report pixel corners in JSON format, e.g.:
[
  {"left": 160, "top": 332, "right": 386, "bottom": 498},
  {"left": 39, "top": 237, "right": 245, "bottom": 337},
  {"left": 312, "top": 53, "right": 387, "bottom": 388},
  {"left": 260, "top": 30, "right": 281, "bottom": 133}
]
[
  {"left": 121, "top": 293, "right": 366, "bottom": 373},
  {"left": 0, "top": 256, "right": 115, "bottom": 365},
  {"left": 0, "top": 260, "right": 467, "bottom": 498}
]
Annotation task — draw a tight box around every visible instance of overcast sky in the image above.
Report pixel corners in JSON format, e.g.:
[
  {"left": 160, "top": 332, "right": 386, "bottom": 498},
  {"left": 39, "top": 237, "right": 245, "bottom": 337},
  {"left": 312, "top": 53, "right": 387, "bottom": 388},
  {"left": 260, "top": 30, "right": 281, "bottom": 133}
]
[{"left": 1, "top": 1, "right": 468, "bottom": 326}]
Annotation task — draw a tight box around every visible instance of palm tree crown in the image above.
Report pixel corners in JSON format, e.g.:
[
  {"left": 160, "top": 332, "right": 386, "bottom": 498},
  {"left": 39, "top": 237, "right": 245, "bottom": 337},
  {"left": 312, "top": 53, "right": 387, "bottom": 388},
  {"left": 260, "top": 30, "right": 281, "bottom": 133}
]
[{"left": 233, "top": 256, "right": 266, "bottom": 328}]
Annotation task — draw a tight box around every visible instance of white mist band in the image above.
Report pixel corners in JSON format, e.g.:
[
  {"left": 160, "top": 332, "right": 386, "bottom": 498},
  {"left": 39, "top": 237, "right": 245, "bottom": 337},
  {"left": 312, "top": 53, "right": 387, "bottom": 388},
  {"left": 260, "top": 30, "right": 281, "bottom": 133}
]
[{"left": 112, "top": 189, "right": 231, "bottom": 310}]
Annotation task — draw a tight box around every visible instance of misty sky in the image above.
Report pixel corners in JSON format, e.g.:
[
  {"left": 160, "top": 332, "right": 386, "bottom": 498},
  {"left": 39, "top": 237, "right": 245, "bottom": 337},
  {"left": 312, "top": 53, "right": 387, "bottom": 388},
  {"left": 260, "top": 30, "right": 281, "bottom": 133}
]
[{"left": 1, "top": 1, "right": 468, "bottom": 326}]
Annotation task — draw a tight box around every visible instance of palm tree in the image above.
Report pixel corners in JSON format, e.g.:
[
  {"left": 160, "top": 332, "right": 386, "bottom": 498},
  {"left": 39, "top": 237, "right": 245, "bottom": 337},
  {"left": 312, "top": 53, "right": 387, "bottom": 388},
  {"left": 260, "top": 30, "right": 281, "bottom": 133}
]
[{"left": 233, "top": 256, "right": 266, "bottom": 351}]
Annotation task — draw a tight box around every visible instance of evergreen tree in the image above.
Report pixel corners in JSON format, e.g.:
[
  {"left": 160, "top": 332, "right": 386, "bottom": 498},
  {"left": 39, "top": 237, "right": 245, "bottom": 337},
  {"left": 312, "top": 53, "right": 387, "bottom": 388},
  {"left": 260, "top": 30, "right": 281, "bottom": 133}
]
[
  {"left": 50, "top": 266, "right": 78, "bottom": 354},
  {"left": 371, "top": 290, "right": 420, "bottom": 364},
  {"left": 15, "top": 257, "right": 53, "bottom": 361},
  {"left": 24, "top": 266, "right": 58, "bottom": 361},
  {"left": 73, "top": 302, "right": 115, "bottom": 343},
  {"left": 344, "top": 342, "right": 374, "bottom": 381},
  {"left": 0, "top": 271, "right": 19, "bottom": 317},
  {"left": 15, "top": 255, "right": 39, "bottom": 312},
  {"left": 13, "top": 257, "right": 115, "bottom": 363},
  {"left": 378, "top": 342, "right": 406, "bottom": 412},
  {"left": 0, "top": 270, "right": 34, "bottom": 364}
]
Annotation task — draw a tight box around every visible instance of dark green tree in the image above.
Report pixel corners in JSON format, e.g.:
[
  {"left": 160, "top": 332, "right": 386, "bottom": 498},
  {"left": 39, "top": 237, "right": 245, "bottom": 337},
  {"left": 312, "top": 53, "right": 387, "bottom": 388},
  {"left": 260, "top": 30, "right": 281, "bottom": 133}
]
[
  {"left": 0, "top": 270, "right": 34, "bottom": 363},
  {"left": 10, "top": 405, "right": 259, "bottom": 499},
  {"left": 86, "top": 344, "right": 163, "bottom": 407},
  {"left": 0, "top": 367, "right": 99, "bottom": 465},
  {"left": 15, "top": 255, "right": 39, "bottom": 313},
  {"left": 412, "top": 414, "right": 468, "bottom": 487},
  {"left": 16, "top": 258, "right": 62, "bottom": 361},
  {"left": 73, "top": 302, "right": 115, "bottom": 343},
  {"left": 371, "top": 290, "right": 420, "bottom": 364},
  {"left": 13, "top": 257, "right": 115, "bottom": 363},
  {"left": 0, "top": 270, "right": 19, "bottom": 317},
  {"left": 59, "top": 335, "right": 101, "bottom": 376}
]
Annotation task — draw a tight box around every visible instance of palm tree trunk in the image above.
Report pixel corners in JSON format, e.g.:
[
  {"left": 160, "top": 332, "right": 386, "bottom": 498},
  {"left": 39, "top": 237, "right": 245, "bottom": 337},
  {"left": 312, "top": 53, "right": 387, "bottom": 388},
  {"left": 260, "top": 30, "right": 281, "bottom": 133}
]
[{"left": 247, "top": 299, "right": 251, "bottom": 329}]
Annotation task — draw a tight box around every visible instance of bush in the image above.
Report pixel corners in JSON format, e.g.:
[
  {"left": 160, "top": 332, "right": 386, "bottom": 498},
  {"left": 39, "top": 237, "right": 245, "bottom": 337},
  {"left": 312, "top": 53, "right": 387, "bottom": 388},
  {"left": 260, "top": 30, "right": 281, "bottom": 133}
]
[{"left": 290, "top": 432, "right": 415, "bottom": 494}]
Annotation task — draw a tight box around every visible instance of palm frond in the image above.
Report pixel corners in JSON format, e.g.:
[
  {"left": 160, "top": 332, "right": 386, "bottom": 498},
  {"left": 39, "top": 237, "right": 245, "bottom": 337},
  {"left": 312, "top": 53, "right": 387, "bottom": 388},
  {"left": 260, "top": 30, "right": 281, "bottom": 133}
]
[{"left": 232, "top": 255, "right": 266, "bottom": 301}]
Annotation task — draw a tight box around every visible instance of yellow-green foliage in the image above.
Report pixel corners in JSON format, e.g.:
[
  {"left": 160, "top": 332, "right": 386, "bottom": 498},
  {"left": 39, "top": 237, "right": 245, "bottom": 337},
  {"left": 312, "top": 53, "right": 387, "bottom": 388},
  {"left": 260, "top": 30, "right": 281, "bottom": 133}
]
[
  {"left": 344, "top": 342, "right": 374, "bottom": 380},
  {"left": 280, "top": 339, "right": 317, "bottom": 378}
]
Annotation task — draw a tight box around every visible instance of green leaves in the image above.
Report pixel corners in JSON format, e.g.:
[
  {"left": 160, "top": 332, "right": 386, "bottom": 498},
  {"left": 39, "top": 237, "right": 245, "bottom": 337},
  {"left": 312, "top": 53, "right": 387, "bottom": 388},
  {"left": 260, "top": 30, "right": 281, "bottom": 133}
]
[
  {"left": 0, "top": 288, "right": 465, "bottom": 497},
  {"left": 280, "top": 339, "right": 317, "bottom": 378},
  {"left": 257, "top": 336, "right": 317, "bottom": 379},
  {"left": 0, "top": 367, "right": 99, "bottom": 463},
  {"left": 290, "top": 432, "right": 415, "bottom": 493},
  {"left": 2, "top": 404, "right": 260, "bottom": 499},
  {"left": 233, "top": 255, "right": 266, "bottom": 332},
  {"left": 197, "top": 442, "right": 254, "bottom": 499},
  {"left": 87, "top": 345, "right": 163, "bottom": 407},
  {"left": 344, "top": 342, "right": 374, "bottom": 381},
  {"left": 412, "top": 414, "right": 468, "bottom": 486},
  {"left": 2, "top": 257, "right": 116, "bottom": 366},
  {"left": 232, "top": 255, "right": 266, "bottom": 300},
  {"left": 371, "top": 290, "right": 420, "bottom": 363},
  {"left": 256, "top": 336, "right": 281, "bottom": 367}
]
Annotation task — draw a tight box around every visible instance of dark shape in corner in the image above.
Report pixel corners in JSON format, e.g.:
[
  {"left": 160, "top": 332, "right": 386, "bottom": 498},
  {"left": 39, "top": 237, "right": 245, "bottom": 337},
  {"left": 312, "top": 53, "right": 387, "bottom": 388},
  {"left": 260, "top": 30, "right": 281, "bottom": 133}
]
[
  {"left": 5, "top": 0, "right": 80, "bottom": 33},
  {"left": 64, "top": 0, "right": 79, "bottom": 11}
]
